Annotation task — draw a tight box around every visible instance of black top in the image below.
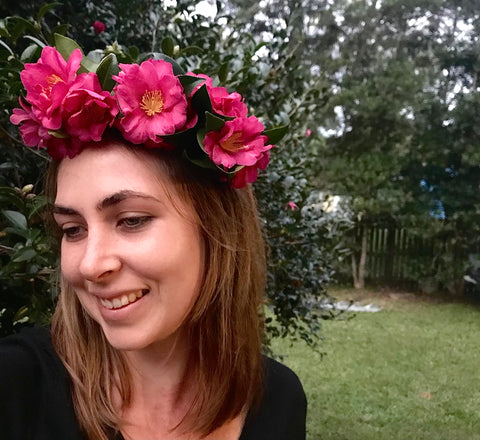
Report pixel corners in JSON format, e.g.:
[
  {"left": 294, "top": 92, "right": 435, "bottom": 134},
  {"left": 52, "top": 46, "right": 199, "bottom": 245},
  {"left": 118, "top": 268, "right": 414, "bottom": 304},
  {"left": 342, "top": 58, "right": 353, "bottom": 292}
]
[{"left": 0, "top": 327, "right": 306, "bottom": 440}]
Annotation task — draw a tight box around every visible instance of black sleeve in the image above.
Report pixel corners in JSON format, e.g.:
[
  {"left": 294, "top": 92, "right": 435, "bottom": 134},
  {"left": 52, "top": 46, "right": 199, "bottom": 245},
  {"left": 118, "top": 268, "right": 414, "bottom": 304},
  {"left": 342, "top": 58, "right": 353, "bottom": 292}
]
[
  {"left": 240, "top": 357, "right": 307, "bottom": 440},
  {"left": 0, "top": 327, "right": 86, "bottom": 440},
  {"left": 0, "top": 332, "right": 41, "bottom": 439}
]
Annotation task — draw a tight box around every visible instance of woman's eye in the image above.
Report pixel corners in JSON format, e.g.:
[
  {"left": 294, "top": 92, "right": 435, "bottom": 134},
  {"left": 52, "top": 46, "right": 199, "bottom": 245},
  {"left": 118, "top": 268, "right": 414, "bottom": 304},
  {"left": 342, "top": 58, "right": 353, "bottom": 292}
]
[
  {"left": 119, "top": 216, "right": 152, "bottom": 230},
  {"left": 62, "top": 226, "right": 85, "bottom": 240}
]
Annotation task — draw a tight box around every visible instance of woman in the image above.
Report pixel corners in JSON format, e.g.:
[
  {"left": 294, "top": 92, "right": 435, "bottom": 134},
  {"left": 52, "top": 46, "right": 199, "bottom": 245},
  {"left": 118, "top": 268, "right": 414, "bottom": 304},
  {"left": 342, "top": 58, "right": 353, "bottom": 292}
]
[{"left": 1, "top": 42, "right": 306, "bottom": 440}]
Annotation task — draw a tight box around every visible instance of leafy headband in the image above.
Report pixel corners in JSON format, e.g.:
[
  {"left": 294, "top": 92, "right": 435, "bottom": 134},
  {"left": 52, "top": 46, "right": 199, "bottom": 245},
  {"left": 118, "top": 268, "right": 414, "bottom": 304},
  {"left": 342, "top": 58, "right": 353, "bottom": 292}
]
[{"left": 10, "top": 35, "right": 287, "bottom": 188}]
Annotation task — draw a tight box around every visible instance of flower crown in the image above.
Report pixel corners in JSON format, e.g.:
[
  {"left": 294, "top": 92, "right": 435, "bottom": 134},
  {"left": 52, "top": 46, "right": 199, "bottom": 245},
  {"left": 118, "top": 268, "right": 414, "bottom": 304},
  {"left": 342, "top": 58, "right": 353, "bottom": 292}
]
[{"left": 10, "top": 35, "right": 287, "bottom": 188}]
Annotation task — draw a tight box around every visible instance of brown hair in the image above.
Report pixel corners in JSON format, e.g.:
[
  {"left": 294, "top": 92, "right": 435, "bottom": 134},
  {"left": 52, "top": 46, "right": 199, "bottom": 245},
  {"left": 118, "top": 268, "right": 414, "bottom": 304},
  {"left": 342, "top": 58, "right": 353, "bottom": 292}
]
[{"left": 47, "top": 141, "right": 267, "bottom": 439}]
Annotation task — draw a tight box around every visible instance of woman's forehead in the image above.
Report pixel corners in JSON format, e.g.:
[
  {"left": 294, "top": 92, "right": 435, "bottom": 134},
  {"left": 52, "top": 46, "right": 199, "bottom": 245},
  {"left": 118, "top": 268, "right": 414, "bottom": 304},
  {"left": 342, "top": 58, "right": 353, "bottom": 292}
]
[
  {"left": 55, "top": 145, "right": 171, "bottom": 203},
  {"left": 54, "top": 144, "right": 198, "bottom": 223}
]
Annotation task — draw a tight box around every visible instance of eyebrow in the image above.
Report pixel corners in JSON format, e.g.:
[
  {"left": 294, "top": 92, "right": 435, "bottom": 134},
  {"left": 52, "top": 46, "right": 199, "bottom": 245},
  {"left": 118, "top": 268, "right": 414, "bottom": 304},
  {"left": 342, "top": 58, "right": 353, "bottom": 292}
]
[{"left": 53, "top": 190, "right": 160, "bottom": 216}]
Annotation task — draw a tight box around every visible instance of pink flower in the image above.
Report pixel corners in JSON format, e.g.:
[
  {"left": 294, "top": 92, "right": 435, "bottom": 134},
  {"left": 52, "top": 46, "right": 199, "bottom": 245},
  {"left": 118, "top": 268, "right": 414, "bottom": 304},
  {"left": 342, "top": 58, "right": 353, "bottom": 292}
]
[
  {"left": 230, "top": 151, "right": 270, "bottom": 189},
  {"left": 189, "top": 73, "right": 248, "bottom": 118},
  {"left": 203, "top": 116, "right": 272, "bottom": 169},
  {"left": 10, "top": 99, "right": 50, "bottom": 147},
  {"left": 93, "top": 21, "right": 106, "bottom": 34},
  {"left": 20, "top": 46, "right": 82, "bottom": 130},
  {"left": 113, "top": 59, "right": 188, "bottom": 144},
  {"left": 44, "top": 136, "right": 84, "bottom": 160},
  {"left": 285, "top": 201, "right": 299, "bottom": 211},
  {"left": 9, "top": 99, "right": 84, "bottom": 159},
  {"left": 305, "top": 129, "right": 312, "bottom": 137},
  {"left": 61, "top": 73, "right": 118, "bottom": 142},
  {"left": 210, "top": 88, "right": 247, "bottom": 118}
]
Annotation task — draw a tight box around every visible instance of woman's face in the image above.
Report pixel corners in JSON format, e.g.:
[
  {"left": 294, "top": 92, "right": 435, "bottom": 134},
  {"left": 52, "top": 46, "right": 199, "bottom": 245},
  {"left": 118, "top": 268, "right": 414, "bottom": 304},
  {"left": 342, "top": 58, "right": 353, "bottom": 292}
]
[{"left": 53, "top": 145, "right": 203, "bottom": 352}]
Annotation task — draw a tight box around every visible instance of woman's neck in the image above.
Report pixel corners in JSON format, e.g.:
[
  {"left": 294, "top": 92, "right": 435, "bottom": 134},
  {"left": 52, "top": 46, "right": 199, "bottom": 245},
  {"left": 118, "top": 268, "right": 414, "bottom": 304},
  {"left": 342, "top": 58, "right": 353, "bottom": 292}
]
[{"left": 117, "top": 330, "right": 193, "bottom": 433}]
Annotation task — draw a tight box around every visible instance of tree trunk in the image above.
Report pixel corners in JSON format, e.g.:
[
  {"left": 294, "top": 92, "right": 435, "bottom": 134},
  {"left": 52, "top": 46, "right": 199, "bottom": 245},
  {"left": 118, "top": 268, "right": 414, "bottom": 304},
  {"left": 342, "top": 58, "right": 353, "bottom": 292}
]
[{"left": 352, "top": 227, "right": 367, "bottom": 289}]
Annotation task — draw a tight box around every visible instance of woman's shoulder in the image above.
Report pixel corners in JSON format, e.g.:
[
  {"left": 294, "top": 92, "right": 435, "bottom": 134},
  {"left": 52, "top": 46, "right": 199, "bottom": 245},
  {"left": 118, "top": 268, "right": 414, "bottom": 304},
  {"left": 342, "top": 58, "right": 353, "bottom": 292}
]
[
  {"left": 0, "top": 326, "right": 85, "bottom": 440},
  {"left": 240, "top": 356, "right": 307, "bottom": 440},
  {"left": 0, "top": 326, "right": 55, "bottom": 377},
  {"left": 263, "top": 356, "right": 306, "bottom": 399}
]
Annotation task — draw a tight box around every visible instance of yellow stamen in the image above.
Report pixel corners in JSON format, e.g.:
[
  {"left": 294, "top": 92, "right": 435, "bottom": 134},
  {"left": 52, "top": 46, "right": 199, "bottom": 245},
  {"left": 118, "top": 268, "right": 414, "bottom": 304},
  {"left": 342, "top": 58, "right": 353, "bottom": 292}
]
[
  {"left": 47, "top": 74, "right": 63, "bottom": 87},
  {"left": 140, "top": 90, "right": 164, "bottom": 117},
  {"left": 42, "top": 74, "right": 64, "bottom": 97},
  {"left": 219, "top": 132, "right": 247, "bottom": 152}
]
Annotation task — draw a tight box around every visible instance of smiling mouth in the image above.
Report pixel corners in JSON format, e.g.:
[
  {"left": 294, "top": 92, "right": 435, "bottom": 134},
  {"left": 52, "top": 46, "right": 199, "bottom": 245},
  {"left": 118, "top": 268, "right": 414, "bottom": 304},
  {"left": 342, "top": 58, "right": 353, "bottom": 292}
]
[{"left": 100, "top": 289, "right": 149, "bottom": 310}]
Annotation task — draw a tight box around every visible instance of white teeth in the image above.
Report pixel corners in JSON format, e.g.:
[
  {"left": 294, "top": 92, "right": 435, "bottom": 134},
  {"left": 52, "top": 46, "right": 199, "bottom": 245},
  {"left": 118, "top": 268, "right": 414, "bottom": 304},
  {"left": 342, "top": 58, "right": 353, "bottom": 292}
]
[{"left": 100, "top": 290, "right": 147, "bottom": 310}]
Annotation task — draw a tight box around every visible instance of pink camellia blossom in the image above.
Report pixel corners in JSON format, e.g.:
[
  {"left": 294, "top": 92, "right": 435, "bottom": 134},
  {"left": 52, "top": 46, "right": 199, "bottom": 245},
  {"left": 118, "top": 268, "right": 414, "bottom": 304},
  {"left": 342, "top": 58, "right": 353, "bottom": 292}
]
[
  {"left": 93, "top": 20, "right": 106, "bottom": 34},
  {"left": 20, "top": 46, "right": 82, "bottom": 130},
  {"left": 113, "top": 59, "right": 188, "bottom": 144},
  {"left": 203, "top": 116, "right": 272, "bottom": 169},
  {"left": 9, "top": 98, "right": 84, "bottom": 159},
  {"left": 61, "top": 73, "right": 118, "bottom": 142},
  {"left": 210, "top": 88, "right": 247, "bottom": 118},
  {"left": 44, "top": 136, "right": 84, "bottom": 160},
  {"left": 10, "top": 98, "right": 50, "bottom": 148},
  {"left": 305, "top": 129, "right": 312, "bottom": 137},
  {"left": 285, "top": 201, "right": 299, "bottom": 211},
  {"left": 230, "top": 151, "right": 270, "bottom": 189},
  {"left": 189, "top": 73, "right": 248, "bottom": 118}
]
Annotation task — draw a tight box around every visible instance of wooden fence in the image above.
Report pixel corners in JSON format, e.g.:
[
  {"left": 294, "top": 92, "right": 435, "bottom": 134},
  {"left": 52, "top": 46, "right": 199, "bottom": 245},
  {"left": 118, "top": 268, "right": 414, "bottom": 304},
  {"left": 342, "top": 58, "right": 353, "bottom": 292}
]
[{"left": 359, "top": 226, "right": 469, "bottom": 290}]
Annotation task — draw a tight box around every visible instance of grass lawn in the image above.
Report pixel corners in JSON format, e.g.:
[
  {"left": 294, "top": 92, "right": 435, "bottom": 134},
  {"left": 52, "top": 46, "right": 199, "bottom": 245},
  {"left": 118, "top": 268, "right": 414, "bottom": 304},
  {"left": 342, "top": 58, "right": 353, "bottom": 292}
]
[{"left": 271, "top": 288, "right": 480, "bottom": 440}]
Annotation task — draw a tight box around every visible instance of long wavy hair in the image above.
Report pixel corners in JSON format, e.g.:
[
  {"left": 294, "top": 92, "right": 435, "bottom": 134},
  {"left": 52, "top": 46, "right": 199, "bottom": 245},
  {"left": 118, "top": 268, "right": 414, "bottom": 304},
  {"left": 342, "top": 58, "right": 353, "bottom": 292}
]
[{"left": 46, "top": 140, "right": 267, "bottom": 439}]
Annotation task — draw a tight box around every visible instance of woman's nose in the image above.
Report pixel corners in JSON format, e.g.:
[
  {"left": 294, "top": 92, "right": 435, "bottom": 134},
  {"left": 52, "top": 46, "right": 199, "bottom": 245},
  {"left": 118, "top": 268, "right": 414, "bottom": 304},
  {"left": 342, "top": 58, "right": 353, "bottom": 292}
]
[{"left": 78, "top": 230, "right": 121, "bottom": 281}]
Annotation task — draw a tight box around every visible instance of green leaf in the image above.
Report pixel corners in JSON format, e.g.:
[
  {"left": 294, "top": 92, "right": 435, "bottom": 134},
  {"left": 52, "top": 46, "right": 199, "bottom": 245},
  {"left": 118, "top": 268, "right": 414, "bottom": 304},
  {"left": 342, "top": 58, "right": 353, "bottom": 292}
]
[
  {"left": 205, "top": 111, "right": 226, "bottom": 132},
  {"left": 80, "top": 56, "right": 98, "bottom": 74},
  {"left": 37, "top": 2, "right": 61, "bottom": 21},
  {"left": 20, "top": 44, "right": 40, "bottom": 62},
  {"left": 95, "top": 53, "right": 118, "bottom": 91},
  {"left": 53, "top": 33, "right": 96, "bottom": 73},
  {"left": 218, "top": 61, "right": 229, "bottom": 84},
  {"left": 147, "top": 52, "right": 185, "bottom": 75},
  {"left": 10, "top": 17, "right": 37, "bottom": 41},
  {"left": 263, "top": 124, "right": 289, "bottom": 145},
  {"left": 54, "top": 33, "right": 82, "bottom": 61},
  {"left": 178, "top": 75, "right": 205, "bottom": 97},
  {"left": 23, "top": 35, "right": 46, "bottom": 49},
  {"left": 183, "top": 146, "right": 217, "bottom": 171},
  {"left": 254, "top": 41, "right": 268, "bottom": 52},
  {"left": 161, "top": 37, "right": 175, "bottom": 57},
  {"left": 0, "top": 19, "right": 10, "bottom": 38},
  {"left": 191, "top": 84, "right": 213, "bottom": 116},
  {"left": 0, "top": 39, "right": 13, "bottom": 55},
  {"left": 179, "top": 46, "right": 203, "bottom": 56},
  {"left": 13, "top": 248, "right": 37, "bottom": 263},
  {"left": 127, "top": 45, "right": 139, "bottom": 62},
  {"left": 28, "top": 196, "right": 48, "bottom": 220},
  {"left": 2, "top": 210, "right": 27, "bottom": 230},
  {"left": 13, "top": 306, "right": 29, "bottom": 322},
  {"left": 160, "top": 127, "right": 195, "bottom": 147},
  {"left": 196, "top": 128, "right": 208, "bottom": 154},
  {"left": 49, "top": 24, "right": 68, "bottom": 43},
  {"left": 0, "top": 187, "right": 25, "bottom": 211}
]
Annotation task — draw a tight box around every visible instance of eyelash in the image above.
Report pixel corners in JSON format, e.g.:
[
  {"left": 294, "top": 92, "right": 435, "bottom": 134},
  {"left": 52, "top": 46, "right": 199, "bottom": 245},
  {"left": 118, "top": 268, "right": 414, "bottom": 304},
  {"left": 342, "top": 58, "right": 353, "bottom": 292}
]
[
  {"left": 61, "top": 216, "right": 153, "bottom": 240},
  {"left": 119, "top": 216, "right": 153, "bottom": 230}
]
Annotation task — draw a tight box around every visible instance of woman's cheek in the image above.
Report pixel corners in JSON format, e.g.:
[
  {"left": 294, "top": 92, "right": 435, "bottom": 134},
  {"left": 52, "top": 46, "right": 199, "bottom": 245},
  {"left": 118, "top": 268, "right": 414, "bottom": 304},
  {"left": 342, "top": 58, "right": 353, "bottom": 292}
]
[{"left": 60, "top": 243, "right": 81, "bottom": 285}]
